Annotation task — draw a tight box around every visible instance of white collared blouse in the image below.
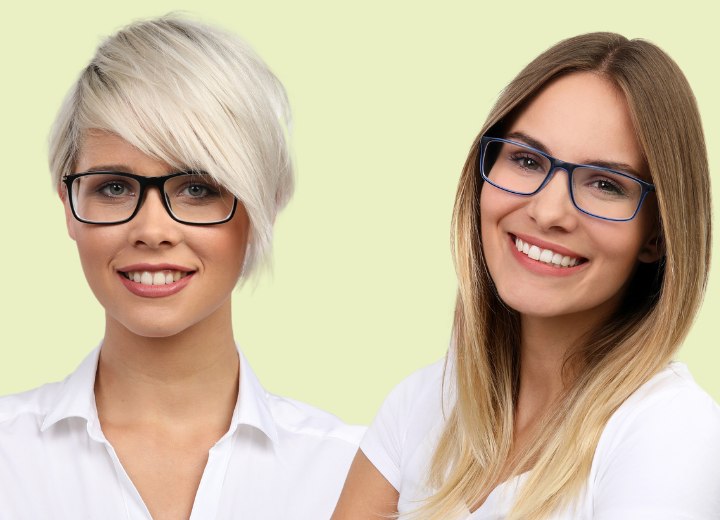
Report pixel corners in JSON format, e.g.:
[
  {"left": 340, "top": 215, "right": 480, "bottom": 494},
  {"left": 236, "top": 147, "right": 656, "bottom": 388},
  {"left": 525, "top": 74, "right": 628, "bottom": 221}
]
[{"left": 0, "top": 346, "right": 364, "bottom": 519}]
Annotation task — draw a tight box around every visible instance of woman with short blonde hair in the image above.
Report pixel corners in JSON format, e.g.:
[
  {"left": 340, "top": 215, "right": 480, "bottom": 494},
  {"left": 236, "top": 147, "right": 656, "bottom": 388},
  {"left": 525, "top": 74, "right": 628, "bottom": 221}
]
[{"left": 0, "top": 16, "right": 362, "bottom": 520}]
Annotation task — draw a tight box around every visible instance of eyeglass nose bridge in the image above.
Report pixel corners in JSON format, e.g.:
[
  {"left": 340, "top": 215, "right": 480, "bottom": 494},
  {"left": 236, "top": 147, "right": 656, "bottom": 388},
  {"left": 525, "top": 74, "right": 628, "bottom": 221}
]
[
  {"left": 132, "top": 175, "right": 174, "bottom": 216},
  {"left": 533, "top": 158, "right": 578, "bottom": 196}
]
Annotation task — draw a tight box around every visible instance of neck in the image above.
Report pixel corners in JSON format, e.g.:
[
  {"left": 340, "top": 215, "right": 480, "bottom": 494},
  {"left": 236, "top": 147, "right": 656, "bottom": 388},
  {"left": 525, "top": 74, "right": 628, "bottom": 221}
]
[
  {"left": 514, "top": 310, "right": 605, "bottom": 431},
  {"left": 95, "top": 301, "right": 239, "bottom": 429}
]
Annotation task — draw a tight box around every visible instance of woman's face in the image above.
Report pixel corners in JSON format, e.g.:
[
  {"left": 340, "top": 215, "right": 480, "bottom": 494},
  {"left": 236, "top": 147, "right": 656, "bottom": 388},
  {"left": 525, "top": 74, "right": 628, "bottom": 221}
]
[
  {"left": 480, "top": 72, "right": 661, "bottom": 323},
  {"left": 63, "top": 130, "right": 251, "bottom": 339}
]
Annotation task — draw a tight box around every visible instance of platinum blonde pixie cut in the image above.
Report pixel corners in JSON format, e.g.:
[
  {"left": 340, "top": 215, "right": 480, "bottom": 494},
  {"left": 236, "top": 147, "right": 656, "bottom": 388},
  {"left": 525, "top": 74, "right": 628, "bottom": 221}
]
[{"left": 49, "top": 15, "right": 294, "bottom": 277}]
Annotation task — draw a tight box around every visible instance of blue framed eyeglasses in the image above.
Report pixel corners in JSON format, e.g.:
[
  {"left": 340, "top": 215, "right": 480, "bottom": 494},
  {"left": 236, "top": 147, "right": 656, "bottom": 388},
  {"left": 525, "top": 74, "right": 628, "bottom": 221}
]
[{"left": 478, "top": 136, "right": 655, "bottom": 221}]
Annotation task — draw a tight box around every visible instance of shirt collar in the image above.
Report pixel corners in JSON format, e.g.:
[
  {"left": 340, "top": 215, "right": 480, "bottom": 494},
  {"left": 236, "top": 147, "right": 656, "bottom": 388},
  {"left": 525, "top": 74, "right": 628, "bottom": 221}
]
[
  {"left": 40, "top": 345, "right": 101, "bottom": 433},
  {"left": 40, "top": 344, "right": 279, "bottom": 445},
  {"left": 232, "top": 348, "right": 279, "bottom": 445}
]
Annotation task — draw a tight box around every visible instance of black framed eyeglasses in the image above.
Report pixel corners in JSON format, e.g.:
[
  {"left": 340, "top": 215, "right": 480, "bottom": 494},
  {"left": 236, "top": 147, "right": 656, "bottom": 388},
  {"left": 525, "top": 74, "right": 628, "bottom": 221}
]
[
  {"left": 62, "top": 171, "right": 238, "bottom": 225},
  {"left": 478, "top": 136, "right": 655, "bottom": 221}
]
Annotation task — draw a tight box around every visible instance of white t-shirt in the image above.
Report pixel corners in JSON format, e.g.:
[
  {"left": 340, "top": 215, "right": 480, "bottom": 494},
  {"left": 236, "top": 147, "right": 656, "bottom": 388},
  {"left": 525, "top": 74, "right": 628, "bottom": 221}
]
[
  {"left": 361, "top": 359, "right": 720, "bottom": 519},
  {"left": 0, "top": 345, "right": 365, "bottom": 520}
]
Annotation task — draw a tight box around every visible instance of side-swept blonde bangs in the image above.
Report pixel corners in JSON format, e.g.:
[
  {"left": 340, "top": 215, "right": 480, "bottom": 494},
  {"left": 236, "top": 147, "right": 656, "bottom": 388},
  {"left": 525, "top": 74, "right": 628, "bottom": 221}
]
[
  {"left": 49, "top": 15, "right": 294, "bottom": 277},
  {"left": 415, "top": 33, "right": 711, "bottom": 519}
]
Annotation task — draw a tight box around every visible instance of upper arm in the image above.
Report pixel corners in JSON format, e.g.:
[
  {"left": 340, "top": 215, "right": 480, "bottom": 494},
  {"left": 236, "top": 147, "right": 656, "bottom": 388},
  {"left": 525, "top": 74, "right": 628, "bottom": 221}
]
[
  {"left": 332, "top": 361, "right": 443, "bottom": 518},
  {"left": 593, "top": 388, "right": 720, "bottom": 519},
  {"left": 332, "top": 450, "right": 399, "bottom": 519}
]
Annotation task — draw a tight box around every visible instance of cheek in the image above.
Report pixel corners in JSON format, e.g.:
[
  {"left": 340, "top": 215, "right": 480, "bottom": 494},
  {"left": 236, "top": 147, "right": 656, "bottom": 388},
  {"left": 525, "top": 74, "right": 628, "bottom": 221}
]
[
  {"left": 584, "top": 222, "right": 651, "bottom": 300},
  {"left": 200, "top": 222, "right": 251, "bottom": 280},
  {"left": 69, "top": 230, "right": 125, "bottom": 307},
  {"left": 222, "top": 209, "right": 251, "bottom": 274},
  {"left": 479, "top": 185, "right": 519, "bottom": 255},
  {"left": 479, "top": 184, "right": 499, "bottom": 238},
  {"left": 73, "top": 229, "right": 118, "bottom": 274},
  {"left": 589, "top": 217, "right": 648, "bottom": 264}
]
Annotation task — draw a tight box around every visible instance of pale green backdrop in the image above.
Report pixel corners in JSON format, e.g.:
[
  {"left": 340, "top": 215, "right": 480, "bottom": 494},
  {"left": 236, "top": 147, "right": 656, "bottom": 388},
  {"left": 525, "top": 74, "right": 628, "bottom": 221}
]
[{"left": 0, "top": 0, "right": 717, "bottom": 425}]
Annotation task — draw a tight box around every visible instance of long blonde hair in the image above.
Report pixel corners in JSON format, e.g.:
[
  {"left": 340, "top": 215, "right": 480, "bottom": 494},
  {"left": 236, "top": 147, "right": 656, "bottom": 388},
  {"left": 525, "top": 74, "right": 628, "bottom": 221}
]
[{"left": 419, "top": 32, "right": 711, "bottom": 519}]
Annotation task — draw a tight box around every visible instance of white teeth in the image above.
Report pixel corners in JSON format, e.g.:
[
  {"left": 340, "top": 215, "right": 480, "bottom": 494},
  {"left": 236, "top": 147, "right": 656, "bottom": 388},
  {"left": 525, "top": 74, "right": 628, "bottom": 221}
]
[
  {"left": 513, "top": 237, "right": 581, "bottom": 268},
  {"left": 123, "top": 270, "right": 189, "bottom": 286},
  {"left": 528, "top": 245, "right": 541, "bottom": 261},
  {"left": 539, "top": 249, "right": 553, "bottom": 263}
]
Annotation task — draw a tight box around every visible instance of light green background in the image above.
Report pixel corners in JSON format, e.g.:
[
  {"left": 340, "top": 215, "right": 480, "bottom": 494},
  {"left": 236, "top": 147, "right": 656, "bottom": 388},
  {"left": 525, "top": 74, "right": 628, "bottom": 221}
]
[{"left": 0, "top": 1, "right": 717, "bottom": 425}]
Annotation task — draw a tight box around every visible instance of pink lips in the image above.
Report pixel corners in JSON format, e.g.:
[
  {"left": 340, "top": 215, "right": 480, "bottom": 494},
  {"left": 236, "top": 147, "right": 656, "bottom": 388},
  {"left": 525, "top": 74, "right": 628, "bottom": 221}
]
[{"left": 116, "top": 263, "right": 195, "bottom": 299}]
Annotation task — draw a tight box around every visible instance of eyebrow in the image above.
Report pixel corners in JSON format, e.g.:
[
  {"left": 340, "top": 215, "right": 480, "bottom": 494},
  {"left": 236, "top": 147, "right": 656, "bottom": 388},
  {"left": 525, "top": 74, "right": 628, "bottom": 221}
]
[
  {"left": 79, "top": 164, "right": 136, "bottom": 174},
  {"left": 77, "top": 165, "right": 204, "bottom": 175},
  {"left": 504, "top": 131, "right": 643, "bottom": 178}
]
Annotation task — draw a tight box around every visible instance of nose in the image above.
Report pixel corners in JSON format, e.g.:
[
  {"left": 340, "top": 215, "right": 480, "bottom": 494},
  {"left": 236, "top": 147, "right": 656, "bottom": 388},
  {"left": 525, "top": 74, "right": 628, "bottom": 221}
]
[
  {"left": 525, "top": 168, "right": 579, "bottom": 232},
  {"left": 126, "top": 187, "right": 183, "bottom": 248}
]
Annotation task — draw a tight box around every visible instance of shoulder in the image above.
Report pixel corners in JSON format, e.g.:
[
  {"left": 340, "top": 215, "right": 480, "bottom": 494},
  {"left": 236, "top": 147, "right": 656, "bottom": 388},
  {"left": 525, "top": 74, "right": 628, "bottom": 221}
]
[
  {"left": 0, "top": 381, "right": 64, "bottom": 427},
  {"left": 359, "top": 359, "right": 448, "bottom": 491},
  {"left": 266, "top": 392, "right": 366, "bottom": 447},
  {"left": 590, "top": 363, "right": 720, "bottom": 517},
  {"left": 368, "top": 358, "right": 448, "bottom": 438},
  {"left": 382, "top": 358, "right": 448, "bottom": 414},
  {"left": 603, "top": 362, "right": 720, "bottom": 439},
  {"left": 262, "top": 392, "right": 365, "bottom": 495},
  {"left": 597, "top": 361, "right": 720, "bottom": 467}
]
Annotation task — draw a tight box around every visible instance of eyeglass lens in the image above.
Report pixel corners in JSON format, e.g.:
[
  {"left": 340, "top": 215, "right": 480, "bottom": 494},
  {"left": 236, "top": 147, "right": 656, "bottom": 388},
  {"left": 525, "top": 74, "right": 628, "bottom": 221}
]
[
  {"left": 482, "top": 140, "right": 644, "bottom": 220},
  {"left": 69, "top": 173, "right": 236, "bottom": 224}
]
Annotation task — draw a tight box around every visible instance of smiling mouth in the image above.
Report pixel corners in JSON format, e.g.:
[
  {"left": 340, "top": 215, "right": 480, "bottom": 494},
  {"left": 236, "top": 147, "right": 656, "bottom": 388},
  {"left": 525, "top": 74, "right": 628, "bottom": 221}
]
[
  {"left": 120, "top": 270, "right": 193, "bottom": 286},
  {"left": 513, "top": 236, "right": 587, "bottom": 268}
]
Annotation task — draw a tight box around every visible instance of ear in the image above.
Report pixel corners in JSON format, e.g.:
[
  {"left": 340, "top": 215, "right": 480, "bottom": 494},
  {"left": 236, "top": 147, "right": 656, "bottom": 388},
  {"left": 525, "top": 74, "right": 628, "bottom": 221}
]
[
  {"left": 638, "top": 228, "right": 664, "bottom": 264},
  {"left": 59, "top": 188, "right": 77, "bottom": 242}
]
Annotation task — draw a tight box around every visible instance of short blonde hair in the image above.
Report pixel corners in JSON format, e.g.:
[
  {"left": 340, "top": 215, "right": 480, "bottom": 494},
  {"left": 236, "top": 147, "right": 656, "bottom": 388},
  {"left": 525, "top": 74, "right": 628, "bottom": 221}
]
[{"left": 49, "top": 15, "right": 294, "bottom": 276}]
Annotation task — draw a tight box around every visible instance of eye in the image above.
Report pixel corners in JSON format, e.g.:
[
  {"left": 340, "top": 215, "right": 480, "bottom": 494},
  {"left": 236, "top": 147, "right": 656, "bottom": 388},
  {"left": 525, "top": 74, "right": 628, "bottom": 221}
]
[
  {"left": 184, "top": 184, "right": 211, "bottom": 198},
  {"left": 173, "top": 176, "right": 223, "bottom": 201},
  {"left": 97, "top": 180, "right": 134, "bottom": 198},
  {"left": 592, "top": 178, "right": 627, "bottom": 195},
  {"left": 509, "top": 153, "right": 544, "bottom": 172},
  {"left": 596, "top": 179, "right": 621, "bottom": 192}
]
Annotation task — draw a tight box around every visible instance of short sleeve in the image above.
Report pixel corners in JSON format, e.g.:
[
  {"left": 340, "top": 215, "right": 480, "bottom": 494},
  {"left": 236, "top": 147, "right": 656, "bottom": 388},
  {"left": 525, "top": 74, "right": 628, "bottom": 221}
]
[
  {"left": 592, "top": 382, "right": 720, "bottom": 519},
  {"left": 360, "top": 361, "right": 445, "bottom": 492}
]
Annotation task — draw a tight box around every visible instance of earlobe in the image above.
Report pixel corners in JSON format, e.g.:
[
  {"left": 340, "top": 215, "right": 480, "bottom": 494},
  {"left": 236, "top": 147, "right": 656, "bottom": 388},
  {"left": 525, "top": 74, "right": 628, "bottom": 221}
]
[{"left": 60, "top": 189, "right": 77, "bottom": 242}]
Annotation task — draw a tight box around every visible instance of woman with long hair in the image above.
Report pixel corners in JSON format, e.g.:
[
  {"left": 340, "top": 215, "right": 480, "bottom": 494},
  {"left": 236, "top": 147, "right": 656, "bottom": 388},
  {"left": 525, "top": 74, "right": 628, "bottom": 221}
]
[
  {"left": 0, "top": 16, "right": 362, "bottom": 519},
  {"left": 333, "top": 32, "right": 720, "bottom": 519}
]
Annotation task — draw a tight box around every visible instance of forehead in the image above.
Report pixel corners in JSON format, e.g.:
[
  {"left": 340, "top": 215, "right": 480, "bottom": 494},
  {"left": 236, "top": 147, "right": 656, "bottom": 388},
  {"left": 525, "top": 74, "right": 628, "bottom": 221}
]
[
  {"left": 507, "top": 72, "right": 645, "bottom": 172},
  {"left": 75, "top": 130, "right": 175, "bottom": 175}
]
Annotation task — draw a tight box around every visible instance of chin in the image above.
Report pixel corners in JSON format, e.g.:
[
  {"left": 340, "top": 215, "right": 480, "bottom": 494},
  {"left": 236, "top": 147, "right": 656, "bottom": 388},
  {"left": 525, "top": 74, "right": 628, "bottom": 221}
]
[
  {"left": 123, "top": 322, "right": 191, "bottom": 339},
  {"left": 495, "top": 287, "right": 577, "bottom": 319},
  {"left": 107, "top": 310, "right": 198, "bottom": 339}
]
